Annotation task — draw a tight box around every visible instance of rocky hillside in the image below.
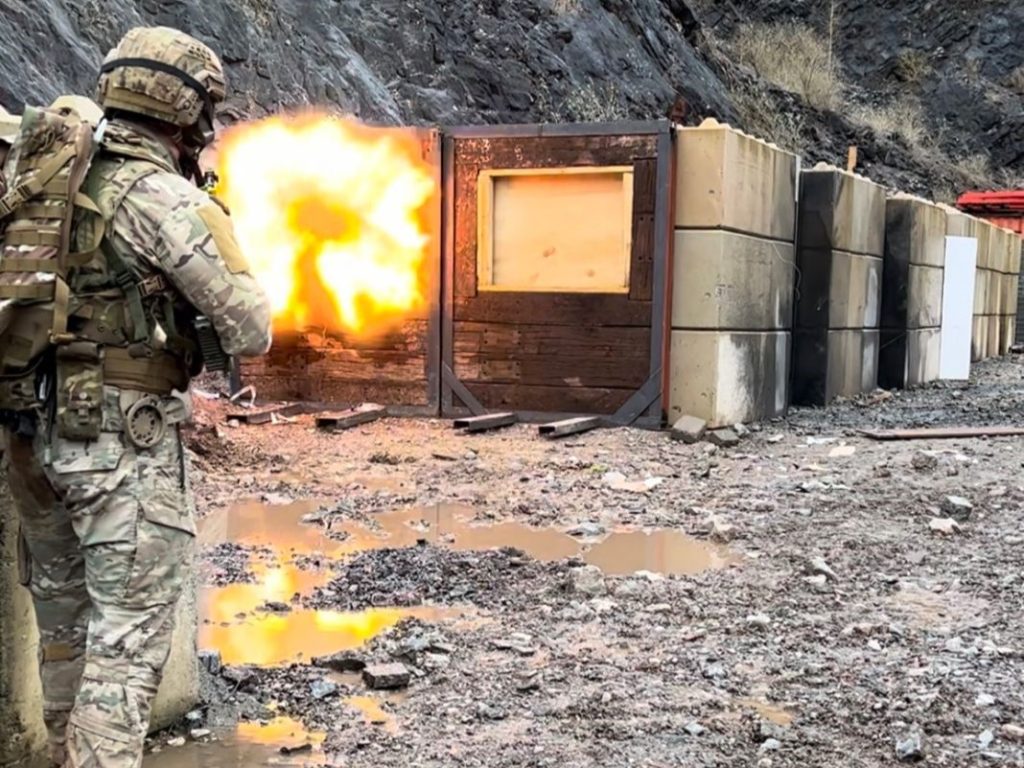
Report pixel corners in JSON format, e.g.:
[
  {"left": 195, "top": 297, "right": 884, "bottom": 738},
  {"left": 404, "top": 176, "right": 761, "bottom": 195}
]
[{"left": 1, "top": 0, "right": 1020, "bottom": 199}]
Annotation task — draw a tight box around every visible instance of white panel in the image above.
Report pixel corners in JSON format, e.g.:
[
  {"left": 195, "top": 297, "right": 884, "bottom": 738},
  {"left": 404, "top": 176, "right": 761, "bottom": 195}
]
[{"left": 939, "top": 236, "right": 978, "bottom": 380}]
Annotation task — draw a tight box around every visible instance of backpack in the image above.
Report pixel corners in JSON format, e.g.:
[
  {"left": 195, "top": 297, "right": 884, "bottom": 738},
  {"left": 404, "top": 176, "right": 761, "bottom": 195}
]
[{"left": 0, "top": 101, "right": 102, "bottom": 417}]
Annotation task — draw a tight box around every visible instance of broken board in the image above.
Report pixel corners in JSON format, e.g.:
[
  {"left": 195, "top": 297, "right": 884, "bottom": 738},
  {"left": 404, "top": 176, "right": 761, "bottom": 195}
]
[
  {"left": 538, "top": 416, "right": 603, "bottom": 439},
  {"left": 452, "top": 412, "right": 517, "bottom": 433},
  {"left": 859, "top": 425, "right": 1024, "bottom": 441},
  {"left": 316, "top": 405, "right": 388, "bottom": 431}
]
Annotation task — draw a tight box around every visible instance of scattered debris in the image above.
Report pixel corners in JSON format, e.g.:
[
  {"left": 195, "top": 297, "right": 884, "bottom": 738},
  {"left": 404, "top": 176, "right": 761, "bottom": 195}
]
[
  {"left": 1000, "top": 723, "right": 1024, "bottom": 742},
  {"left": 828, "top": 444, "right": 856, "bottom": 458},
  {"left": 895, "top": 729, "right": 924, "bottom": 762},
  {"left": 539, "top": 416, "right": 602, "bottom": 439},
  {"left": 189, "top": 728, "right": 211, "bottom": 740},
  {"left": 166, "top": 736, "right": 186, "bottom": 748},
  {"left": 313, "top": 651, "right": 366, "bottom": 673},
  {"left": 363, "top": 663, "right": 412, "bottom": 690},
  {"left": 929, "top": 517, "right": 962, "bottom": 535},
  {"left": 569, "top": 565, "right": 607, "bottom": 596},
  {"left": 706, "top": 427, "right": 740, "bottom": 447},
  {"left": 567, "top": 522, "right": 606, "bottom": 538},
  {"left": 975, "top": 693, "right": 996, "bottom": 707},
  {"left": 453, "top": 412, "right": 517, "bottom": 433},
  {"left": 280, "top": 743, "right": 314, "bottom": 756},
  {"left": 317, "top": 404, "right": 387, "bottom": 431},
  {"left": 670, "top": 414, "right": 707, "bottom": 444},
  {"left": 228, "top": 385, "right": 256, "bottom": 407},
  {"left": 911, "top": 451, "right": 939, "bottom": 472},
  {"left": 684, "top": 722, "right": 706, "bottom": 737},
  {"left": 807, "top": 556, "right": 838, "bottom": 581},
  {"left": 861, "top": 426, "right": 1024, "bottom": 441},
  {"left": 603, "top": 471, "right": 664, "bottom": 493},
  {"left": 978, "top": 729, "right": 995, "bottom": 749},
  {"left": 941, "top": 495, "right": 974, "bottom": 521},
  {"left": 310, "top": 678, "right": 339, "bottom": 700}
]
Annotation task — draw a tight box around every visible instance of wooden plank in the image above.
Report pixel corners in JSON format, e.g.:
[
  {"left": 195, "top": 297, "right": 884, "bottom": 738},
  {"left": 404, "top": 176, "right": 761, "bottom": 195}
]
[
  {"left": 316, "top": 405, "right": 387, "bottom": 431},
  {"left": 859, "top": 426, "right": 1024, "bottom": 441},
  {"left": 453, "top": 412, "right": 518, "bottom": 433},
  {"left": 453, "top": 294, "right": 651, "bottom": 327},
  {"left": 226, "top": 402, "right": 306, "bottom": 425},
  {"left": 442, "top": 363, "right": 486, "bottom": 416},
  {"left": 538, "top": 416, "right": 603, "bottom": 439},
  {"left": 464, "top": 382, "right": 635, "bottom": 415}
]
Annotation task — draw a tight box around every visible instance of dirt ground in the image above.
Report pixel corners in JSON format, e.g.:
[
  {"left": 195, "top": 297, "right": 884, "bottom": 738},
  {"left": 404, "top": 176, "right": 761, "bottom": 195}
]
[{"left": 151, "top": 356, "right": 1024, "bottom": 767}]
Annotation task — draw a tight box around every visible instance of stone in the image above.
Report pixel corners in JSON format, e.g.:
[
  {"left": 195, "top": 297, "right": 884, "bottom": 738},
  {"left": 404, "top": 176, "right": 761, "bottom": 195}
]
[
  {"left": 684, "top": 722, "right": 706, "bottom": 737},
  {"left": 746, "top": 613, "right": 771, "bottom": 630},
  {"left": 671, "top": 414, "right": 707, "bottom": 444},
  {"left": 569, "top": 565, "right": 607, "bottom": 597},
  {"left": 975, "top": 693, "right": 996, "bottom": 707},
  {"left": 567, "top": 522, "right": 606, "bottom": 537},
  {"left": 363, "top": 663, "right": 411, "bottom": 690},
  {"left": 702, "top": 662, "right": 726, "bottom": 680},
  {"left": 895, "top": 730, "right": 924, "bottom": 762},
  {"left": 310, "top": 678, "right": 339, "bottom": 700},
  {"left": 706, "top": 428, "right": 741, "bottom": 447},
  {"left": 313, "top": 651, "right": 366, "bottom": 673},
  {"left": 978, "top": 730, "right": 995, "bottom": 749},
  {"left": 928, "top": 517, "right": 961, "bottom": 535},
  {"left": 804, "top": 574, "right": 829, "bottom": 590},
  {"left": 167, "top": 737, "right": 186, "bottom": 748},
  {"left": 807, "top": 556, "right": 838, "bottom": 581},
  {"left": 941, "top": 495, "right": 974, "bottom": 521},
  {"left": 189, "top": 728, "right": 211, "bottom": 740},
  {"left": 198, "top": 650, "right": 222, "bottom": 676},
  {"left": 999, "top": 724, "right": 1024, "bottom": 742},
  {"left": 758, "top": 738, "right": 782, "bottom": 753},
  {"left": 221, "top": 665, "right": 256, "bottom": 688},
  {"left": 911, "top": 452, "right": 938, "bottom": 472}
]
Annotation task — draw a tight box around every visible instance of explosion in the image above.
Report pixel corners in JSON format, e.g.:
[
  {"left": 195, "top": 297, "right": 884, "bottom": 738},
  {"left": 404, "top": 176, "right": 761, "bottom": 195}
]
[{"left": 214, "top": 113, "right": 436, "bottom": 335}]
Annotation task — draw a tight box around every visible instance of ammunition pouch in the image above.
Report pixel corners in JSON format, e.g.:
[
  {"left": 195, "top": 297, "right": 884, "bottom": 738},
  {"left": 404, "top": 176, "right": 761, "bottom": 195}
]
[{"left": 55, "top": 342, "right": 103, "bottom": 440}]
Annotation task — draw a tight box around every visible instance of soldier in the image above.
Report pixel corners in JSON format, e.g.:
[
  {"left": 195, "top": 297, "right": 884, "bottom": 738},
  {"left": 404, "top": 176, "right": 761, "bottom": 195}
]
[{"left": 1, "top": 27, "right": 271, "bottom": 768}]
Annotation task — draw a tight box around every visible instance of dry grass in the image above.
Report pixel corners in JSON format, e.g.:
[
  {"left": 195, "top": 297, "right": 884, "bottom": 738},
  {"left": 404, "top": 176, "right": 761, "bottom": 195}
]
[
  {"left": 851, "top": 97, "right": 928, "bottom": 146},
  {"left": 564, "top": 82, "right": 628, "bottom": 122},
  {"left": 895, "top": 50, "right": 932, "bottom": 85},
  {"left": 732, "top": 23, "right": 842, "bottom": 111},
  {"left": 1007, "top": 65, "right": 1024, "bottom": 95},
  {"left": 731, "top": 80, "right": 805, "bottom": 154},
  {"left": 550, "top": 0, "right": 582, "bottom": 14}
]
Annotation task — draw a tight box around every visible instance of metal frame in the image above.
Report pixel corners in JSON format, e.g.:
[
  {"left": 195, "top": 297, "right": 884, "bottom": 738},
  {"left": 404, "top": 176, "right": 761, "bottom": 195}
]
[{"left": 440, "top": 120, "right": 675, "bottom": 428}]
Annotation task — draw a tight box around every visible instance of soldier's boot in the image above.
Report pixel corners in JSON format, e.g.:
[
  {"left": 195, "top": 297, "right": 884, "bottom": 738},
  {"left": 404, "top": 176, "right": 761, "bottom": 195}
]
[
  {"left": 2, "top": 430, "right": 89, "bottom": 766},
  {"left": 63, "top": 480, "right": 192, "bottom": 768}
]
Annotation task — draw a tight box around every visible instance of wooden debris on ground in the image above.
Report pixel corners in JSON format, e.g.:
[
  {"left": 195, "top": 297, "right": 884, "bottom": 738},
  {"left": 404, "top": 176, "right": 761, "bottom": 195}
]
[{"left": 859, "top": 425, "right": 1024, "bottom": 441}]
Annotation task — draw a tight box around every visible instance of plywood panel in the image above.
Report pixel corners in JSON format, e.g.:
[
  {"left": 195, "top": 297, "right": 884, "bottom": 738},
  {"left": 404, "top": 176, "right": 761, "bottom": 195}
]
[
  {"left": 939, "top": 236, "right": 977, "bottom": 380},
  {"left": 479, "top": 167, "right": 633, "bottom": 293}
]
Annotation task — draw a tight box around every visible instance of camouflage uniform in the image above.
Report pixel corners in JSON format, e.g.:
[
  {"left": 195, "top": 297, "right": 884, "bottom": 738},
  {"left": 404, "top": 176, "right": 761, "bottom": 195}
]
[{"left": 1, "top": 29, "right": 271, "bottom": 768}]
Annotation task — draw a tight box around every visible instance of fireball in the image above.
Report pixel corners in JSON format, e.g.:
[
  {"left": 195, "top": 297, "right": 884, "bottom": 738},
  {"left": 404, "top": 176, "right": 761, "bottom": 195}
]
[{"left": 214, "top": 113, "right": 436, "bottom": 335}]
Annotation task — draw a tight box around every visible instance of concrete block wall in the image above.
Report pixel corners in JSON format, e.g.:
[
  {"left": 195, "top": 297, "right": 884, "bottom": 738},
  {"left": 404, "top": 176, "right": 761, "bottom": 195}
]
[
  {"left": 1, "top": 474, "right": 199, "bottom": 766},
  {"left": 668, "top": 119, "right": 798, "bottom": 426},
  {"left": 791, "top": 165, "right": 885, "bottom": 405},
  {"left": 995, "top": 227, "right": 1021, "bottom": 354},
  {"left": 970, "top": 222, "right": 1020, "bottom": 360},
  {"left": 879, "top": 195, "right": 947, "bottom": 389}
]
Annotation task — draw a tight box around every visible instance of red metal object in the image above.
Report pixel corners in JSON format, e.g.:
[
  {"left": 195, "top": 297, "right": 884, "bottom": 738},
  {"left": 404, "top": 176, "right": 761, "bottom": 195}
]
[{"left": 958, "top": 191, "right": 1024, "bottom": 235}]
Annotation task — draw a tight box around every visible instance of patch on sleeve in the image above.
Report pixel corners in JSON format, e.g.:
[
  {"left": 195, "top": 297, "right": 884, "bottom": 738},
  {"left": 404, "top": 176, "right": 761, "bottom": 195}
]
[{"left": 195, "top": 203, "right": 251, "bottom": 275}]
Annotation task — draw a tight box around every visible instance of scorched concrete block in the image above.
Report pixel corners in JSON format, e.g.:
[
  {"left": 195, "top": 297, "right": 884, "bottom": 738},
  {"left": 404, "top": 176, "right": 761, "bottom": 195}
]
[
  {"left": 799, "top": 164, "right": 886, "bottom": 257},
  {"left": 879, "top": 328, "right": 941, "bottom": 389},
  {"left": 988, "top": 316, "right": 1001, "bottom": 358},
  {"left": 675, "top": 119, "right": 797, "bottom": 242},
  {"left": 907, "top": 265, "right": 944, "bottom": 329},
  {"left": 792, "top": 328, "right": 879, "bottom": 405},
  {"left": 671, "top": 230, "right": 794, "bottom": 330},
  {"left": 885, "top": 195, "right": 947, "bottom": 268},
  {"left": 0, "top": 476, "right": 199, "bottom": 755},
  {"left": 1001, "top": 315, "right": 1015, "bottom": 353},
  {"left": 972, "top": 315, "right": 987, "bottom": 362},
  {"left": 795, "top": 249, "right": 882, "bottom": 330},
  {"left": 668, "top": 330, "right": 790, "bottom": 427}
]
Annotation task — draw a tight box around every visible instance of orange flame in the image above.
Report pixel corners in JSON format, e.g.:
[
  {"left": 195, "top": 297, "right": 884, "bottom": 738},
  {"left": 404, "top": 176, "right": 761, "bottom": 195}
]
[{"left": 215, "top": 113, "right": 435, "bottom": 335}]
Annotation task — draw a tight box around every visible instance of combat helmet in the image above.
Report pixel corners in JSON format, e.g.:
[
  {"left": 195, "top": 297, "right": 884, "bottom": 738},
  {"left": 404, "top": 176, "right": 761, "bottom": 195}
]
[{"left": 96, "top": 26, "right": 226, "bottom": 149}]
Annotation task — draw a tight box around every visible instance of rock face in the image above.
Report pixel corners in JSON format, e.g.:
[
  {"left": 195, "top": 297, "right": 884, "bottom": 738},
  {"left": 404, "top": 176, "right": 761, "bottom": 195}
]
[{"left": 0, "top": 1, "right": 1019, "bottom": 193}]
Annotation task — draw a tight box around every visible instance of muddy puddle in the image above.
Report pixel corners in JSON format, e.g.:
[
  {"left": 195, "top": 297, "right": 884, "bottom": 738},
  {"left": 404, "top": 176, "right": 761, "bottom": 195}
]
[
  {"left": 197, "top": 501, "right": 738, "bottom": 667},
  {"left": 145, "top": 717, "right": 327, "bottom": 767},
  {"left": 201, "top": 500, "right": 739, "bottom": 576}
]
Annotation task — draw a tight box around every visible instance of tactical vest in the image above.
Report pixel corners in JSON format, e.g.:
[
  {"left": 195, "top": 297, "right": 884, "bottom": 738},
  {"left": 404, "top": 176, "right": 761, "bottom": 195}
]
[{"left": 0, "top": 113, "right": 196, "bottom": 439}]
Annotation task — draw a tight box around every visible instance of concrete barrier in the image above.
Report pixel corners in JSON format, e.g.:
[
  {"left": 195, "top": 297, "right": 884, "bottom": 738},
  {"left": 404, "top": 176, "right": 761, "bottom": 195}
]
[
  {"left": 792, "top": 167, "right": 885, "bottom": 404},
  {"left": 0, "top": 473, "right": 199, "bottom": 766},
  {"left": 879, "top": 196, "right": 947, "bottom": 388},
  {"left": 668, "top": 121, "right": 798, "bottom": 425}
]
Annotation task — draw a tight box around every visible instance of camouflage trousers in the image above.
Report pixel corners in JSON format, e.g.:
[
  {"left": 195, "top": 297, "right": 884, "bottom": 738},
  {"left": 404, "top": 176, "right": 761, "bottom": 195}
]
[{"left": 2, "top": 388, "right": 195, "bottom": 768}]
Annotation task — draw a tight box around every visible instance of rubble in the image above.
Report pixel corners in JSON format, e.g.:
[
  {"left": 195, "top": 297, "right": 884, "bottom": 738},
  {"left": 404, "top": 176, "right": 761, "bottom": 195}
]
[
  {"left": 362, "top": 663, "right": 412, "bottom": 690},
  {"left": 941, "top": 494, "right": 974, "bottom": 520},
  {"left": 706, "top": 427, "right": 741, "bottom": 447},
  {"left": 670, "top": 414, "right": 707, "bottom": 444}
]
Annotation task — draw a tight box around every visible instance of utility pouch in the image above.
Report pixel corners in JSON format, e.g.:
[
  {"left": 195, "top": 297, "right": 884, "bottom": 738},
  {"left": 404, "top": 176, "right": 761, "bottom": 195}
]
[
  {"left": 55, "top": 341, "right": 103, "bottom": 440},
  {"left": 17, "top": 524, "right": 31, "bottom": 587}
]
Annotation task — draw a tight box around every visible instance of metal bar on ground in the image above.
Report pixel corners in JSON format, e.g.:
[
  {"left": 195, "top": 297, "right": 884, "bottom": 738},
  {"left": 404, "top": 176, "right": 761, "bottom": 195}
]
[
  {"left": 226, "top": 402, "right": 306, "bottom": 425},
  {"left": 538, "top": 416, "right": 603, "bottom": 439},
  {"left": 859, "top": 426, "right": 1024, "bottom": 441},
  {"left": 316, "top": 405, "right": 388, "bottom": 431},
  {"left": 453, "top": 412, "right": 517, "bottom": 433}
]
